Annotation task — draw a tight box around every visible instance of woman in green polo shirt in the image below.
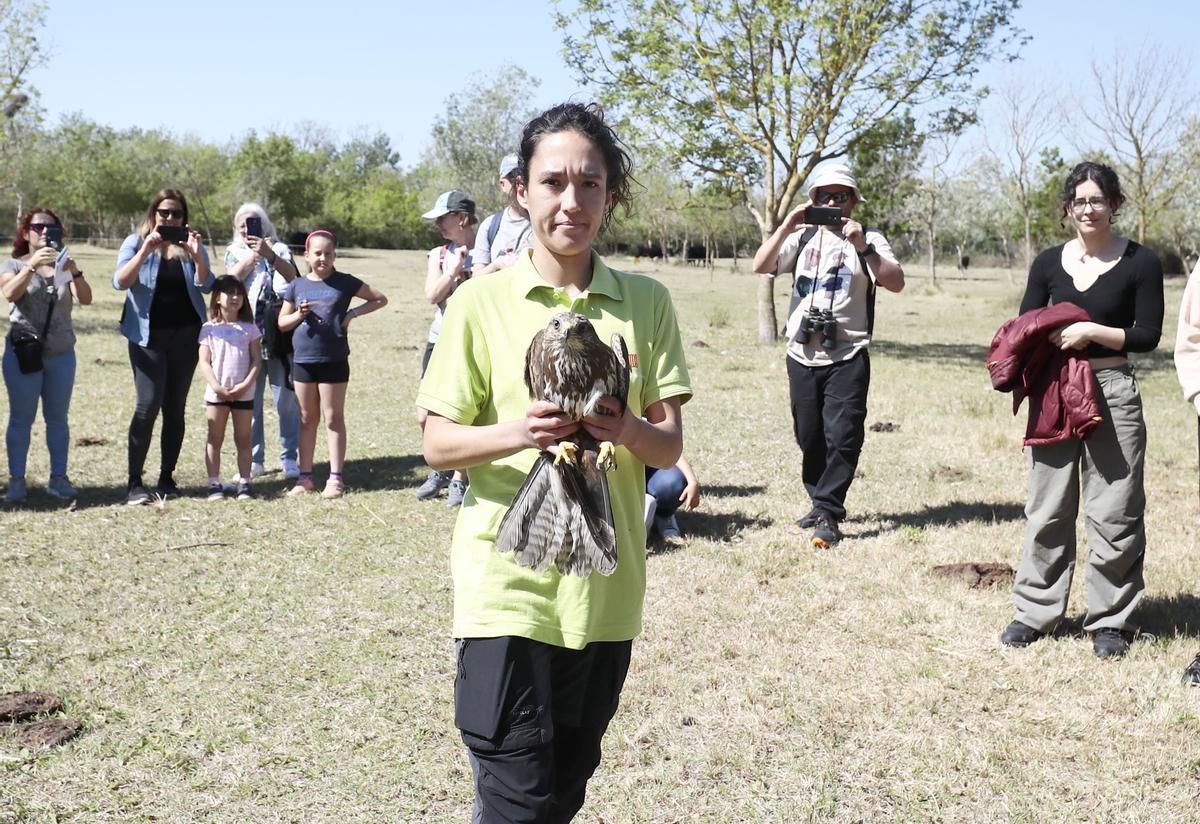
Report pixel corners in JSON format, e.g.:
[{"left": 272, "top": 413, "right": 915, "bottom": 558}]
[{"left": 417, "top": 102, "right": 692, "bottom": 822}]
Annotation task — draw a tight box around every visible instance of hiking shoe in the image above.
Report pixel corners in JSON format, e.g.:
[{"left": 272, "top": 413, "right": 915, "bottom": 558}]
[
  {"left": 207, "top": 483, "right": 225, "bottom": 502},
  {"left": 1182, "top": 653, "right": 1200, "bottom": 686},
  {"left": 126, "top": 483, "right": 151, "bottom": 506},
  {"left": 4, "top": 476, "right": 27, "bottom": 504},
  {"left": 416, "top": 469, "right": 452, "bottom": 500},
  {"left": 282, "top": 458, "right": 300, "bottom": 480},
  {"left": 46, "top": 475, "right": 77, "bottom": 500},
  {"left": 250, "top": 462, "right": 265, "bottom": 480},
  {"left": 446, "top": 479, "right": 467, "bottom": 507},
  {"left": 1093, "top": 628, "right": 1131, "bottom": 659},
  {"left": 236, "top": 482, "right": 254, "bottom": 501},
  {"left": 654, "top": 513, "right": 681, "bottom": 539},
  {"left": 156, "top": 476, "right": 179, "bottom": 499},
  {"left": 1000, "top": 620, "right": 1044, "bottom": 648},
  {"left": 794, "top": 508, "right": 821, "bottom": 529},
  {"left": 811, "top": 513, "right": 842, "bottom": 548}
]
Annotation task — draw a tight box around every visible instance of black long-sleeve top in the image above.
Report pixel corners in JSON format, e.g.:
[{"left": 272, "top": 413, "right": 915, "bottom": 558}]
[{"left": 1020, "top": 240, "right": 1164, "bottom": 358}]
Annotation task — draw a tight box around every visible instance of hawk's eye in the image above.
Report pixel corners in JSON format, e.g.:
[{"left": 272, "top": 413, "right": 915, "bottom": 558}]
[{"left": 552, "top": 319, "right": 561, "bottom": 329}]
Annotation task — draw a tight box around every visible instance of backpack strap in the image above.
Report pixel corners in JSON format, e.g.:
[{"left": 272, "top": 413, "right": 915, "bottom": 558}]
[
  {"left": 486, "top": 211, "right": 503, "bottom": 251},
  {"left": 857, "top": 249, "right": 878, "bottom": 337}
]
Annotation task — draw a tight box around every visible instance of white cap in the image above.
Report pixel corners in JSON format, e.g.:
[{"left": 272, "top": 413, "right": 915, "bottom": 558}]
[{"left": 806, "top": 163, "right": 866, "bottom": 203}]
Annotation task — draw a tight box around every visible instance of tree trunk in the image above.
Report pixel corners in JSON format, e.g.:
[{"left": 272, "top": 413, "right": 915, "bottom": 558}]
[
  {"left": 757, "top": 273, "right": 778, "bottom": 343},
  {"left": 927, "top": 224, "right": 938, "bottom": 287}
]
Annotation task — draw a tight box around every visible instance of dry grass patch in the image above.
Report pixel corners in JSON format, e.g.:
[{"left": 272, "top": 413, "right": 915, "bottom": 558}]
[{"left": 1, "top": 250, "right": 1198, "bottom": 821}]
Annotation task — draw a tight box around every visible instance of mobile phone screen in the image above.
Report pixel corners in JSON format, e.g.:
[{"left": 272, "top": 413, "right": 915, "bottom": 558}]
[
  {"left": 158, "top": 225, "right": 188, "bottom": 243},
  {"left": 245, "top": 216, "right": 263, "bottom": 237},
  {"left": 44, "top": 225, "right": 63, "bottom": 250}
]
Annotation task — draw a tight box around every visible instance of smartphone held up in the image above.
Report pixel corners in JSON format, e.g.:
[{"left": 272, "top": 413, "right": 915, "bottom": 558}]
[
  {"left": 158, "top": 225, "right": 188, "bottom": 243},
  {"left": 804, "top": 205, "right": 843, "bottom": 227}
]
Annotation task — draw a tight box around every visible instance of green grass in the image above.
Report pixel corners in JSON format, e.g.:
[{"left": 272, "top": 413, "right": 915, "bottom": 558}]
[{"left": 2, "top": 248, "right": 1198, "bottom": 822}]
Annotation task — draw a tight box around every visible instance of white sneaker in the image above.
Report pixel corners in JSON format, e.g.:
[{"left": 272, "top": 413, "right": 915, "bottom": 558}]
[
  {"left": 282, "top": 459, "right": 300, "bottom": 480},
  {"left": 250, "top": 462, "right": 265, "bottom": 480},
  {"left": 644, "top": 493, "right": 657, "bottom": 536}
]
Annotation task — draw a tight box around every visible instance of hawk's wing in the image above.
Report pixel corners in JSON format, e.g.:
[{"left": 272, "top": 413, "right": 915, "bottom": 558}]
[
  {"left": 524, "top": 327, "right": 547, "bottom": 400},
  {"left": 609, "top": 333, "right": 630, "bottom": 414}
]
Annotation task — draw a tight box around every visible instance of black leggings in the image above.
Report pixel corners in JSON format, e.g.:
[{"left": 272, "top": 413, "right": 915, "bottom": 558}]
[{"left": 127, "top": 325, "right": 200, "bottom": 484}]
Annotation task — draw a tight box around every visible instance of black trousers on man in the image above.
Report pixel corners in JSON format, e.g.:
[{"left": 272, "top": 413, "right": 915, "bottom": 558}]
[
  {"left": 455, "top": 636, "right": 632, "bottom": 823},
  {"left": 127, "top": 324, "right": 201, "bottom": 485},
  {"left": 787, "top": 351, "right": 870, "bottom": 522}
]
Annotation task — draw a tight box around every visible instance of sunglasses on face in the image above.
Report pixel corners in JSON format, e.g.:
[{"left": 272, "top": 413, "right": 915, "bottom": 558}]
[
  {"left": 29, "top": 222, "right": 58, "bottom": 233},
  {"left": 156, "top": 208, "right": 184, "bottom": 219},
  {"left": 815, "top": 191, "right": 852, "bottom": 205}
]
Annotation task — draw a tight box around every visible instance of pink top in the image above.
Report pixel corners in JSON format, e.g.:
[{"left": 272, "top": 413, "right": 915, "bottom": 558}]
[{"left": 198, "top": 321, "right": 260, "bottom": 403}]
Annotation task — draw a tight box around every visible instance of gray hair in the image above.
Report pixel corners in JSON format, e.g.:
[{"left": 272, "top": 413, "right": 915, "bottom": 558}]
[{"left": 232, "top": 202, "right": 278, "bottom": 243}]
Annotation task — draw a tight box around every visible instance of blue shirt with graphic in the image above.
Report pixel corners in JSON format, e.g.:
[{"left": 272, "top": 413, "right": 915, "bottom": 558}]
[{"left": 281, "top": 270, "right": 363, "bottom": 364}]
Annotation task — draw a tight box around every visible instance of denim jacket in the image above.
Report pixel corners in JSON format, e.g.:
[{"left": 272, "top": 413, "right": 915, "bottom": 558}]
[{"left": 113, "top": 233, "right": 214, "bottom": 346}]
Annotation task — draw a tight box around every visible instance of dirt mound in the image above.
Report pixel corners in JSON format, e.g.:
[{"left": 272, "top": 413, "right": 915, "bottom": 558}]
[
  {"left": 16, "top": 718, "right": 82, "bottom": 749},
  {"left": 0, "top": 691, "right": 62, "bottom": 722},
  {"left": 932, "top": 562, "right": 1014, "bottom": 589}
]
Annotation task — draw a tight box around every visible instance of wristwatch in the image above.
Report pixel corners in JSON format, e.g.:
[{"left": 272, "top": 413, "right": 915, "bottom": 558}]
[{"left": 859, "top": 243, "right": 876, "bottom": 257}]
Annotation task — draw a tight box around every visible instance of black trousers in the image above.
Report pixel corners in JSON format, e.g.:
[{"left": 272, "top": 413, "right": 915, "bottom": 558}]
[
  {"left": 127, "top": 325, "right": 200, "bottom": 484},
  {"left": 786, "top": 351, "right": 870, "bottom": 521},
  {"left": 455, "top": 636, "right": 632, "bottom": 824}
]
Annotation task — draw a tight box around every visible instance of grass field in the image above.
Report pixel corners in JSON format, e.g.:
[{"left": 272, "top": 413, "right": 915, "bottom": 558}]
[{"left": 2, "top": 245, "right": 1198, "bottom": 823}]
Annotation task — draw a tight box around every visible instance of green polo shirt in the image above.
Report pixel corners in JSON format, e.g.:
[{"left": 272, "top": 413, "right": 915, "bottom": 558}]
[{"left": 416, "top": 249, "right": 692, "bottom": 649}]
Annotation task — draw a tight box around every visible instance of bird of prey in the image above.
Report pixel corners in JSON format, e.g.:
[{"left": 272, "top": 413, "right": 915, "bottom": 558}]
[{"left": 496, "top": 312, "right": 630, "bottom": 577}]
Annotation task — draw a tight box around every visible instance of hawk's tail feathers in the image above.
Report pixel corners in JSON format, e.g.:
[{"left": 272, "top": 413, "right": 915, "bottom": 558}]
[{"left": 496, "top": 453, "right": 558, "bottom": 573}]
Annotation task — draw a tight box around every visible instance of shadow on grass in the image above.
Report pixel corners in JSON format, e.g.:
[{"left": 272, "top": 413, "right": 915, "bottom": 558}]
[
  {"left": 1136, "top": 593, "right": 1200, "bottom": 640},
  {"left": 670, "top": 509, "right": 772, "bottom": 545},
  {"left": 702, "top": 484, "right": 768, "bottom": 499},
  {"left": 851, "top": 499, "right": 1026, "bottom": 539},
  {"left": 871, "top": 340, "right": 989, "bottom": 366},
  {"left": 345, "top": 453, "right": 430, "bottom": 492}
]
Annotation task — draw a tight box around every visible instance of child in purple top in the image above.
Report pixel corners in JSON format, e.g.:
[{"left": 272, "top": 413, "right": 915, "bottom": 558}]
[
  {"left": 277, "top": 230, "right": 388, "bottom": 499},
  {"left": 198, "top": 276, "right": 261, "bottom": 501}
]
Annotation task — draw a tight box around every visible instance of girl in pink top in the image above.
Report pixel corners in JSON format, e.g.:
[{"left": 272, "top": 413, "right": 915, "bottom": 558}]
[{"left": 198, "top": 276, "right": 261, "bottom": 500}]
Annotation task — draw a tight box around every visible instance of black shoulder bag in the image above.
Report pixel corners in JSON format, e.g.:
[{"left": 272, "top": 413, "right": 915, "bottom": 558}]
[
  {"left": 257, "top": 259, "right": 295, "bottom": 389},
  {"left": 9, "top": 285, "right": 56, "bottom": 375}
]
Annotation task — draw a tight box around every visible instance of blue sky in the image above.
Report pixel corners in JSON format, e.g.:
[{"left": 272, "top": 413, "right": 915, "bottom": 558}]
[{"left": 27, "top": 1, "right": 1200, "bottom": 167}]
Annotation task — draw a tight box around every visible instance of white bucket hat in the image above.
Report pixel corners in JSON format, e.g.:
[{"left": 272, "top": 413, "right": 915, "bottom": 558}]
[{"left": 807, "top": 163, "right": 866, "bottom": 203}]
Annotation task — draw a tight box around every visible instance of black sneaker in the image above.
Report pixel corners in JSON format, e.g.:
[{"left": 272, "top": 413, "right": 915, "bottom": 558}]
[
  {"left": 1182, "top": 653, "right": 1200, "bottom": 686},
  {"left": 206, "top": 483, "right": 225, "bottom": 502},
  {"left": 1000, "top": 620, "right": 1044, "bottom": 648},
  {"left": 126, "top": 482, "right": 151, "bottom": 506},
  {"left": 794, "top": 508, "right": 821, "bottom": 529},
  {"left": 156, "top": 476, "right": 180, "bottom": 498},
  {"left": 811, "top": 513, "right": 842, "bottom": 548},
  {"left": 236, "top": 482, "right": 253, "bottom": 501},
  {"left": 1093, "top": 628, "right": 1131, "bottom": 659},
  {"left": 416, "top": 469, "right": 453, "bottom": 500}
]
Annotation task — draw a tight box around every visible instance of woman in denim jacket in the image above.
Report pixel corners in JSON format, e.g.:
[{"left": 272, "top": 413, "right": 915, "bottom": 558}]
[{"left": 113, "top": 188, "right": 213, "bottom": 505}]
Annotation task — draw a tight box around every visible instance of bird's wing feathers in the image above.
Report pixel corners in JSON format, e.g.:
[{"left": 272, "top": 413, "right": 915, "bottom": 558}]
[
  {"left": 609, "top": 333, "right": 630, "bottom": 413},
  {"left": 525, "top": 328, "right": 546, "bottom": 399},
  {"left": 496, "top": 452, "right": 559, "bottom": 572}
]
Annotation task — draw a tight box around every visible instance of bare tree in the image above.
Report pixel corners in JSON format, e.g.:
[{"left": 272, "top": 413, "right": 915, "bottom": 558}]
[
  {"left": 905, "top": 134, "right": 957, "bottom": 287},
  {"left": 1074, "top": 46, "right": 1196, "bottom": 244},
  {"left": 1, "top": 0, "right": 46, "bottom": 116},
  {"left": 983, "top": 77, "right": 1055, "bottom": 281}
]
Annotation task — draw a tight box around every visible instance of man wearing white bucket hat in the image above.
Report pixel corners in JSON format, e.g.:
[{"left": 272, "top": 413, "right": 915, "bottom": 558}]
[{"left": 753, "top": 162, "right": 905, "bottom": 547}]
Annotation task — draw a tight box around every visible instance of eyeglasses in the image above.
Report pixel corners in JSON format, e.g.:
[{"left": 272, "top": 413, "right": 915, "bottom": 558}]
[
  {"left": 815, "top": 191, "right": 852, "bottom": 205},
  {"left": 29, "top": 222, "right": 58, "bottom": 233},
  {"left": 156, "top": 208, "right": 184, "bottom": 219},
  {"left": 1070, "top": 197, "right": 1109, "bottom": 214}
]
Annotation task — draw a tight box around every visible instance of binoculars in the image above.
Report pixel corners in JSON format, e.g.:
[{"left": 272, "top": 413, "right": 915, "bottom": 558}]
[{"left": 797, "top": 306, "right": 838, "bottom": 349}]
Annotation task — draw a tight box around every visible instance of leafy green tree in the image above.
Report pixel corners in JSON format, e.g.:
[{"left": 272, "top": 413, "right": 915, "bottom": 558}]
[
  {"left": 423, "top": 65, "right": 541, "bottom": 213},
  {"left": 848, "top": 114, "right": 924, "bottom": 242},
  {"left": 229, "top": 132, "right": 325, "bottom": 234},
  {"left": 559, "top": 0, "right": 1025, "bottom": 341}
]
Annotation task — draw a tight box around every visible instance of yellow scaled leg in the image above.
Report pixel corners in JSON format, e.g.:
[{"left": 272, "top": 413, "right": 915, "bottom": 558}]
[
  {"left": 597, "top": 441, "right": 617, "bottom": 471},
  {"left": 554, "top": 441, "right": 579, "bottom": 466}
]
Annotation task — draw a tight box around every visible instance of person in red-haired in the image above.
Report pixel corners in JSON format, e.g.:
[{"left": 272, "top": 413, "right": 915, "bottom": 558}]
[{"left": 2, "top": 208, "right": 91, "bottom": 503}]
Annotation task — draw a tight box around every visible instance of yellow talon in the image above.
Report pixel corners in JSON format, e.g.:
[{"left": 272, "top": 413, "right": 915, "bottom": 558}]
[
  {"left": 597, "top": 441, "right": 616, "bottom": 471},
  {"left": 555, "top": 441, "right": 579, "bottom": 466}
]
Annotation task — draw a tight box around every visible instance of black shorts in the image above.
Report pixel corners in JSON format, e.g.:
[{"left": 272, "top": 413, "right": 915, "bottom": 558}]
[
  {"left": 292, "top": 360, "right": 350, "bottom": 385},
  {"left": 420, "top": 341, "right": 436, "bottom": 378},
  {"left": 207, "top": 399, "right": 253, "bottom": 410}
]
